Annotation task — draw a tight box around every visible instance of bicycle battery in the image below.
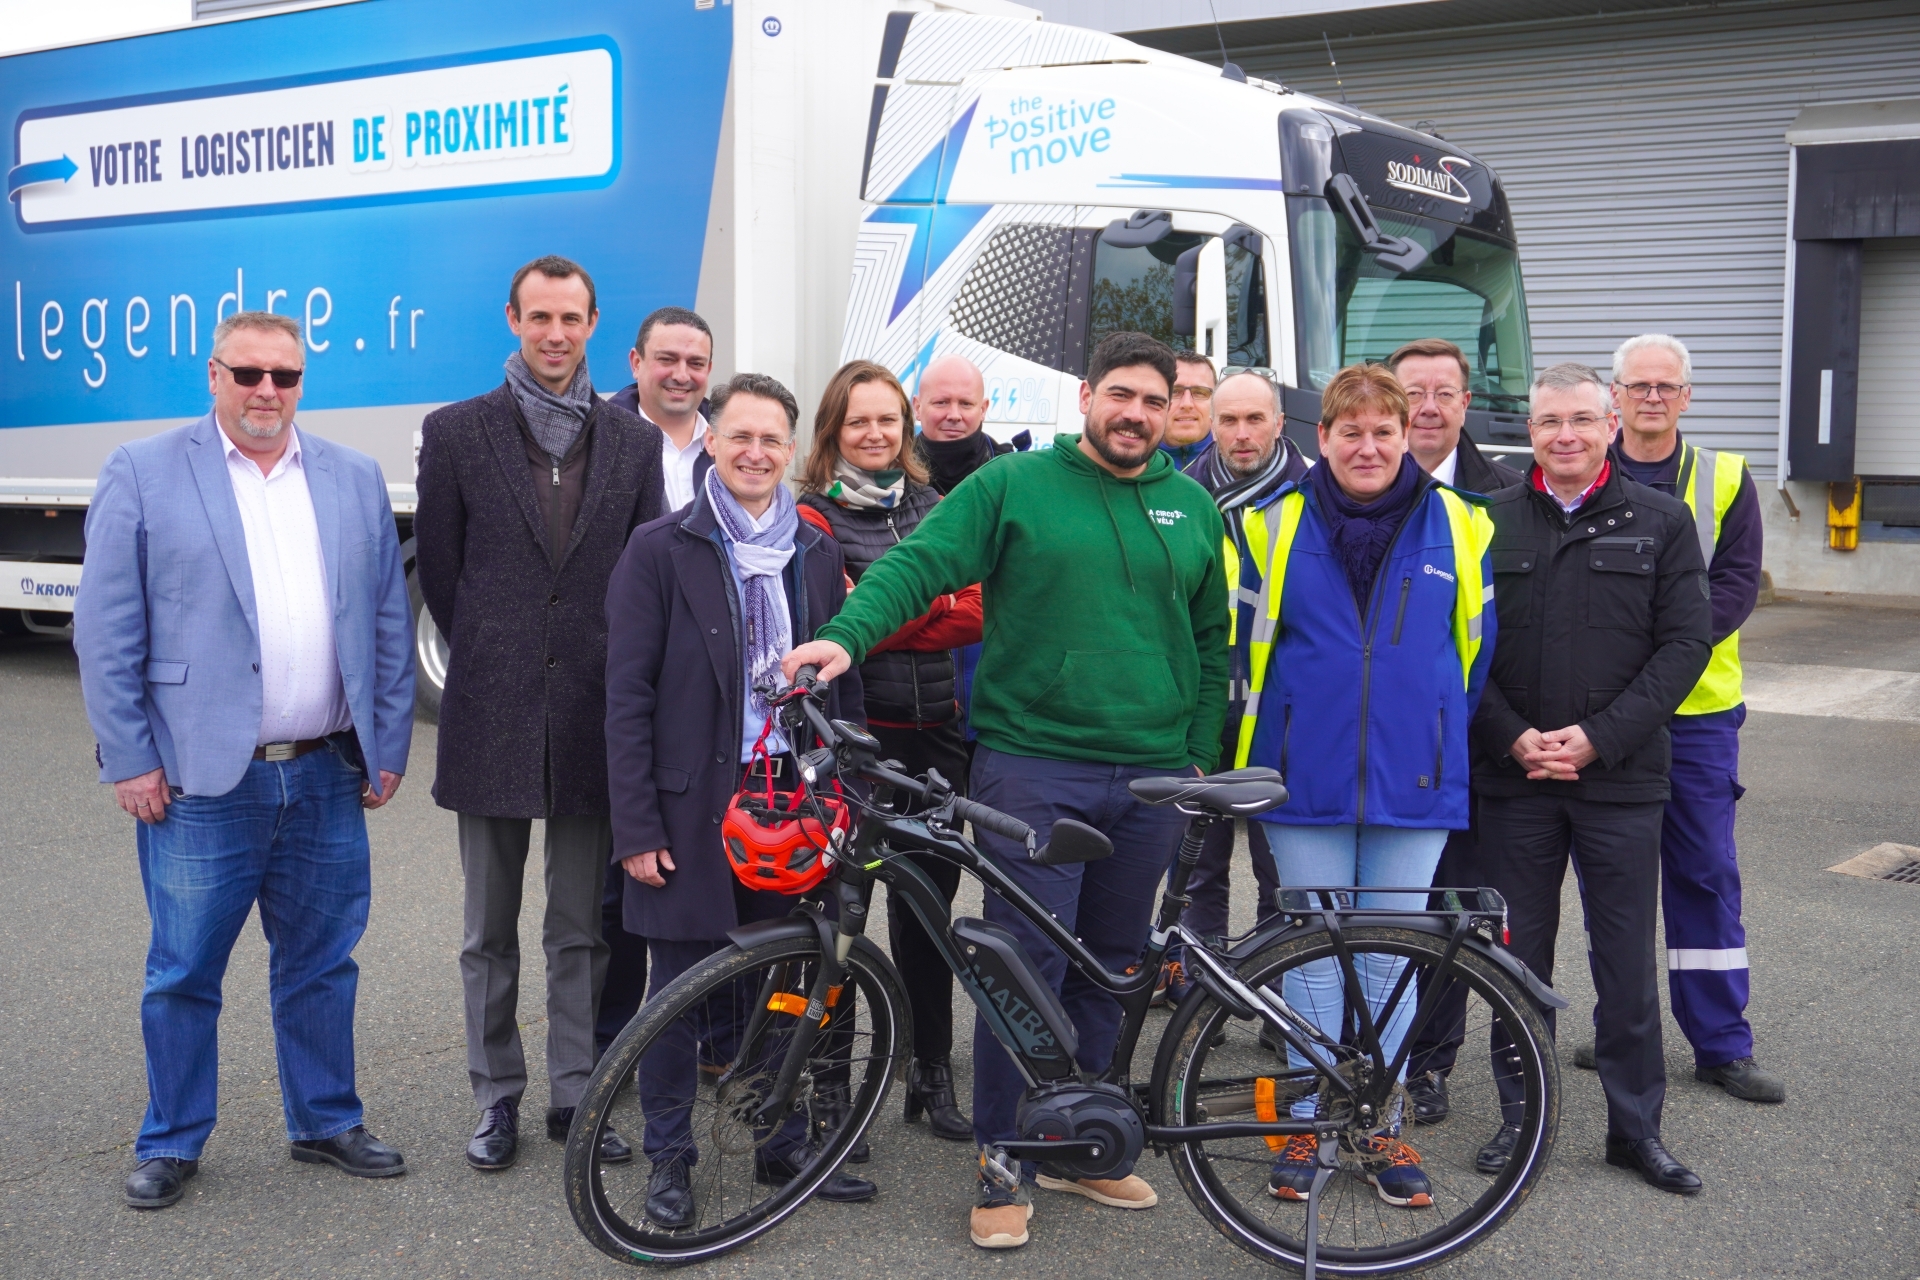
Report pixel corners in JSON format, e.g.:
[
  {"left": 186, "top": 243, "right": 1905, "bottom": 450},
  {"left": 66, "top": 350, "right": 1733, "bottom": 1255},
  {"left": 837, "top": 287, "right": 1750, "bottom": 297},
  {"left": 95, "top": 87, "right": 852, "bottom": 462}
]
[{"left": 950, "top": 917, "right": 1079, "bottom": 1080}]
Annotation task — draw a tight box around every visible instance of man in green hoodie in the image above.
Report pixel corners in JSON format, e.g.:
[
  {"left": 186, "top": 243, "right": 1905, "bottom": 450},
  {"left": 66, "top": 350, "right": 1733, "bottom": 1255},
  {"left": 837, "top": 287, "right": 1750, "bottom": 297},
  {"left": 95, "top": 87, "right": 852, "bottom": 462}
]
[{"left": 783, "top": 331, "right": 1228, "bottom": 1250}]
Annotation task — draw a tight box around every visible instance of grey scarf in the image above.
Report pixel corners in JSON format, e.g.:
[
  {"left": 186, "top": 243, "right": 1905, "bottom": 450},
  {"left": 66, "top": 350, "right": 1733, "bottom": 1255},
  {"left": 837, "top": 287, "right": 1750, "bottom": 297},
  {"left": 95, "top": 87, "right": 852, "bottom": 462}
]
[{"left": 504, "top": 350, "right": 594, "bottom": 459}]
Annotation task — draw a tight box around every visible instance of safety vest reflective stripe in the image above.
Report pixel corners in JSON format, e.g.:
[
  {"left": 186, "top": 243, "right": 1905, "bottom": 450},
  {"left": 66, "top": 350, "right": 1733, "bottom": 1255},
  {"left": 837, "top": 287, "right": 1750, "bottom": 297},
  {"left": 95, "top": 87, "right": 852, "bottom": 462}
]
[
  {"left": 1676, "top": 442, "right": 1747, "bottom": 716},
  {"left": 1234, "top": 492, "right": 1305, "bottom": 768},
  {"left": 1233, "top": 486, "right": 1491, "bottom": 768}
]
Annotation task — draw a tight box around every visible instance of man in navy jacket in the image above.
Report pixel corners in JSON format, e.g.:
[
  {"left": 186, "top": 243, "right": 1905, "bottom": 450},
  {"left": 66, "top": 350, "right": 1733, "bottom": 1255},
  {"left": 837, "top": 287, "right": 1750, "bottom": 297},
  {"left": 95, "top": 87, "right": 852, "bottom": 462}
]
[{"left": 603, "top": 372, "right": 874, "bottom": 1229}]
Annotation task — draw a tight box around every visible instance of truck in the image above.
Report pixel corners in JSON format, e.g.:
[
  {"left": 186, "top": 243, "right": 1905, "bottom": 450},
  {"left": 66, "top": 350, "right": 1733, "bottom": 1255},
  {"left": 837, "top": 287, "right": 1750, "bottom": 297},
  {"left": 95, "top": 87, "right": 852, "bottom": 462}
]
[{"left": 1, "top": 0, "right": 1533, "bottom": 714}]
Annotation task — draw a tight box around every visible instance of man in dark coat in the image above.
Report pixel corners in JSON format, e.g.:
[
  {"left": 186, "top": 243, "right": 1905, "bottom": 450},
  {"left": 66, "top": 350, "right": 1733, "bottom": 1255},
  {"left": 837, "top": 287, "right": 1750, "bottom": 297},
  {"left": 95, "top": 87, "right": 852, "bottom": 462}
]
[
  {"left": 1389, "top": 337, "right": 1526, "bottom": 494},
  {"left": 1471, "top": 362, "right": 1710, "bottom": 1195},
  {"left": 414, "top": 255, "right": 665, "bottom": 1173},
  {"left": 1385, "top": 337, "right": 1527, "bottom": 1123},
  {"left": 1158, "top": 369, "right": 1309, "bottom": 1003},
  {"left": 603, "top": 372, "right": 875, "bottom": 1228}
]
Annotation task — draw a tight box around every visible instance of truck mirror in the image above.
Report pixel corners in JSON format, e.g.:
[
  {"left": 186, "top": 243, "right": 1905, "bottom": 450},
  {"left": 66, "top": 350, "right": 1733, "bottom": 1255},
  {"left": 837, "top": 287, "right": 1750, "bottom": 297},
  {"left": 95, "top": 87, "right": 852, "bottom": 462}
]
[
  {"left": 1101, "top": 209, "right": 1173, "bottom": 248},
  {"left": 1324, "top": 173, "right": 1428, "bottom": 274}
]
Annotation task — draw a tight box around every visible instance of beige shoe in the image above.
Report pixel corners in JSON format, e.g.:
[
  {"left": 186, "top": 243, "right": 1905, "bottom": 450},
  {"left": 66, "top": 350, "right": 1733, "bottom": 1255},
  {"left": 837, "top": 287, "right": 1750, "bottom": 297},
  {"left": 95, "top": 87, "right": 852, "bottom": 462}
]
[
  {"left": 969, "top": 1198, "right": 1033, "bottom": 1248},
  {"left": 1034, "top": 1171, "right": 1158, "bottom": 1209}
]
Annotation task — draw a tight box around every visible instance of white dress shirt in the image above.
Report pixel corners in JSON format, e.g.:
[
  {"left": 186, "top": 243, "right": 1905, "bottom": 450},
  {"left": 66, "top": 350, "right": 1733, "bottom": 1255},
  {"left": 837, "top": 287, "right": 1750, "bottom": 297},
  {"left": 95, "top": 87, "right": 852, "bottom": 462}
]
[
  {"left": 658, "top": 413, "right": 709, "bottom": 512},
  {"left": 223, "top": 424, "right": 352, "bottom": 745},
  {"left": 1429, "top": 444, "right": 1459, "bottom": 487}
]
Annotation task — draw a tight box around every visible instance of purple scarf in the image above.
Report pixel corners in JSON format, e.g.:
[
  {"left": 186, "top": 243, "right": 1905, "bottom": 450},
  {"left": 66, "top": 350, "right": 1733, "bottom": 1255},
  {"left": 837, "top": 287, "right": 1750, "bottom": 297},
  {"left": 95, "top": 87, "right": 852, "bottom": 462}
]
[{"left": 1310, "top": 452, "right": 1424, "bottom": 608}]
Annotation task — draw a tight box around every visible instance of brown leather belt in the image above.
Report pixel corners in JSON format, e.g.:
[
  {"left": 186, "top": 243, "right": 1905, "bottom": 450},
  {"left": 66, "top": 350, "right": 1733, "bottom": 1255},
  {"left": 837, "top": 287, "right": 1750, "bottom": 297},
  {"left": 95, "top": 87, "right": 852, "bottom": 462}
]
[{"left": 254, "top": 738, "right": 330, "bottom": 762}]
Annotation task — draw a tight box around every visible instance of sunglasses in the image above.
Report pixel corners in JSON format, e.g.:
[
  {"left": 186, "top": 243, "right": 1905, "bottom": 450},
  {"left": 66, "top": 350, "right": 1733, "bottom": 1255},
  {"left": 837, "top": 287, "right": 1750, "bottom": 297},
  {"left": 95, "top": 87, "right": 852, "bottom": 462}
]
[{"left": 215, "top": 357, "right": 303, "bottom": 389}]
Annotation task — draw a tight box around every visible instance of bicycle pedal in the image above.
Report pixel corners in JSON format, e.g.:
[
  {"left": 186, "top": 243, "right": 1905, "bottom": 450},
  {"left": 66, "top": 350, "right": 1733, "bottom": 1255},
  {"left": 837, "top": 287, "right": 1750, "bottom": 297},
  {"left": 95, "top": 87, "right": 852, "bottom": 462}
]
[{"left": 980, "top": 1146, "right": 1023, "bottom": 1196}]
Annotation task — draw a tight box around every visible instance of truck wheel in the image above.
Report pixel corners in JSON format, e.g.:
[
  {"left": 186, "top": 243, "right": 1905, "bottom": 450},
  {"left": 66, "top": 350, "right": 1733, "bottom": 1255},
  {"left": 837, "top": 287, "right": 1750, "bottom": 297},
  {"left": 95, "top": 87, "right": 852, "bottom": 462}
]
[{"left": 407, "top": 566, "right": 447, "bottom": 722}]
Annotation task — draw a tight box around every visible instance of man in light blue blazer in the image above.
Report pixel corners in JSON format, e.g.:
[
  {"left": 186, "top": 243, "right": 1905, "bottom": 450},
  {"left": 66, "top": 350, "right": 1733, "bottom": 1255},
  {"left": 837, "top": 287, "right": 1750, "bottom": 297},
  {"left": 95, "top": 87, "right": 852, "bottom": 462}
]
[{"left": 74, "top": 311, "right": 415, "bottom": 1210}]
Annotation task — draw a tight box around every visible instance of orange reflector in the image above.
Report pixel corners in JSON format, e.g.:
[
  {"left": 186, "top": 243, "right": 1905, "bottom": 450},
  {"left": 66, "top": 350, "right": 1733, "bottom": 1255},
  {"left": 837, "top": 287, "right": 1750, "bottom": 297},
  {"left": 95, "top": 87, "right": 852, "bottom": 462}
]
[
  {"left": 767, "top": 993, "right": 808, "bottom": 1017},
  {"left": 826, "top": 985, "right": 843, "bottom": 1008},
  {"left": 1252, "top": 1077, "right": 1287, "bottom": 1151}
]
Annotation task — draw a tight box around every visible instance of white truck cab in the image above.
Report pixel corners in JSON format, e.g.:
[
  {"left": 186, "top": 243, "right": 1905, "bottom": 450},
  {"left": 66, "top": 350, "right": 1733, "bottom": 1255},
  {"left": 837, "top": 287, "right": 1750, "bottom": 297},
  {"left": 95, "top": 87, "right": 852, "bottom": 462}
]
[{"left": 844, "top": 9, "right": 1533, "bottom": 453}]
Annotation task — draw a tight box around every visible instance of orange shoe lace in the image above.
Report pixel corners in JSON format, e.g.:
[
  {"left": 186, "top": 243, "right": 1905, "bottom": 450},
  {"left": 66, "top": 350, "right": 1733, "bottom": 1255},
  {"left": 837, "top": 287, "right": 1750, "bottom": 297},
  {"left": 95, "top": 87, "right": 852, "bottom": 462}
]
[
  {"left": 1362, "top": 1135, "right": 1423, "bottom": 1169},
  {"left": 1278, "top": 1133, "right": 1319, "bottom": 1164},
  {"left": 1164, "top": 960, "right": 1185, "bottom": 986}
]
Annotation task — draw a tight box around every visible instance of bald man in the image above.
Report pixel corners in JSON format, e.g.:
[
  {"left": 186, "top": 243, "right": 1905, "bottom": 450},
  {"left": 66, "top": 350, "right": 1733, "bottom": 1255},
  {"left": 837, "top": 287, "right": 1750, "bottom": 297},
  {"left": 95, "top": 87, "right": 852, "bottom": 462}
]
[{"left": 913, "top": 356, "right": 1028, "bottom": 494}]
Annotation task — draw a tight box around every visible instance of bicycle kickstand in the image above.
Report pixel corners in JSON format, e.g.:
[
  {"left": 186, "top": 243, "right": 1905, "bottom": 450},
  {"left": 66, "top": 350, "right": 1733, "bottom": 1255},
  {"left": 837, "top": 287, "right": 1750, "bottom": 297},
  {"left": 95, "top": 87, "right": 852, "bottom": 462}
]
[{"left": 1302, "top": 1121, "right": 1342, "bottom": 1280}]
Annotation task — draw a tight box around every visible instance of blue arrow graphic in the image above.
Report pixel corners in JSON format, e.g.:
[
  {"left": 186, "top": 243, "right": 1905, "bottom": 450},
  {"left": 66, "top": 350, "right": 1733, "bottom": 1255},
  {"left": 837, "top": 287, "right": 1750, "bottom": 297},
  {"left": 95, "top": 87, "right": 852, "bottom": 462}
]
[{"left": 7, "top": 155, "right": 79, "bottom": 200}]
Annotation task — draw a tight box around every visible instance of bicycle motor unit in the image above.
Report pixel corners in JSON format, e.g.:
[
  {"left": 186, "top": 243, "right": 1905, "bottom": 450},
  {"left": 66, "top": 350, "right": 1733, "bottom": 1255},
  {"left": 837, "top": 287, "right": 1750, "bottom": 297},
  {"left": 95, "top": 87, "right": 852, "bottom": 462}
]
[{"left": 1015, "top": 1082, "right": 1147, "bottom": 1180}]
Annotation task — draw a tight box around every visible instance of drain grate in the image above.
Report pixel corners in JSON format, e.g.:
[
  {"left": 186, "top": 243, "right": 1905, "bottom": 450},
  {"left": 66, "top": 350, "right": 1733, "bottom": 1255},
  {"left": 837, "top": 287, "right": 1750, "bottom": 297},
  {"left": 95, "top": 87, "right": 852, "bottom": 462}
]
[{"left": 1827, "top": 842, "right": 1920, "bottom": 883}]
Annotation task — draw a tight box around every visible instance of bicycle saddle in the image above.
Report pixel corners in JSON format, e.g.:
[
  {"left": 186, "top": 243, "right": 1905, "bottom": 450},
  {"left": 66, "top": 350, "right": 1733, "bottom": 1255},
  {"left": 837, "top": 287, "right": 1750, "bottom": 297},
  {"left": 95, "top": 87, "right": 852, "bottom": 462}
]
[{"left": 1128, "top": 767, "right": 1288, "bottom": 815}]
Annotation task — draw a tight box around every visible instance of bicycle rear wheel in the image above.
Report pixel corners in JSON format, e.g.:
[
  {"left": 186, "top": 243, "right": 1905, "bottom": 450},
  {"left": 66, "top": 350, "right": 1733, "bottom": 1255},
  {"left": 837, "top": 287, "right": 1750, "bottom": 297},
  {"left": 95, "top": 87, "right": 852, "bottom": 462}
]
[
  {"left": 565, "top": 930, "right": 907, "bottom": 1266},
  {"left": 1152, "top": 926, "right": 1558, "bottom": 1276}
]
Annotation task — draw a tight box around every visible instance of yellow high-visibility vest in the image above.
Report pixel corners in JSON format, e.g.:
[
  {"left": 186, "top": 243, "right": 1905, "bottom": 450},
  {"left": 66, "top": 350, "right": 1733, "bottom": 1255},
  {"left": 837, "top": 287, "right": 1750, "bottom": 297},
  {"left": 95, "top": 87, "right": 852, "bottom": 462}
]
[
  {"left": 1675, "top": 441, "right": 1748, "bottom": 716},
  {"left": 1232, "top": 486, "right": 1494, "bottom": 768}
]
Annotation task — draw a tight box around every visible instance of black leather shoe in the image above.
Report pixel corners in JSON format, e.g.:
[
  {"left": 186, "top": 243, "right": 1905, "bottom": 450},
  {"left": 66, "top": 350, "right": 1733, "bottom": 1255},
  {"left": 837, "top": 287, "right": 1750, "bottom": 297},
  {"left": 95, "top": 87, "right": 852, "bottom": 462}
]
[
  {"left": 646, "top": 1158, "right": 696, "bottom": 1229},
  {"left": 1695, "top": 1057, "right": 1786, "bottom": 1103},
  {"left": 755, "top": 1146, "right": 878, "bottom": 1202},
  {"left": 125, "top": 1157, "right": 198, "bottom": 1209},
  {"left": 1605, "top": 1135, "right": 1703, "bottom": 1195},
  {"left": 904, "top": 1057, "right": 973, "bottom": 1142},
  {"left": 813, "top": 1084, "right": 871, "bottom": 1163},
  {"left": 467, "top": 1098, "right": 518, "bottom": 1171},
  {"left": 1573, "top": 1041, "right": 1597, "bottom": 1070},
  {"left": 291, "top": 1126, "right": 406, "bottom": 1178},
  {"left": 1406, "top": 1071, "right": 1449, "bottom": 1125},
  {"left": 1476, "top": 1123, "right": 1521, "bottom": 1174},
  {"left": 547, "top": 1106, "right": 633, "bottom": 1164}
]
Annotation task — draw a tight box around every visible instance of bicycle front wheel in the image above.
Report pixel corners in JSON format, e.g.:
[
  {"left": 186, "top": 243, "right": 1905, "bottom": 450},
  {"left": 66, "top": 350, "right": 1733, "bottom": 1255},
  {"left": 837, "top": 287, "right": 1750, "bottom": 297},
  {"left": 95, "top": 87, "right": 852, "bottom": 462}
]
[
  {"left": 1152, "top": 926, "right": 1558, "bottom": 1276},
  {"left": 565, "top": 929, "right": 908, "bottom": 1267}
]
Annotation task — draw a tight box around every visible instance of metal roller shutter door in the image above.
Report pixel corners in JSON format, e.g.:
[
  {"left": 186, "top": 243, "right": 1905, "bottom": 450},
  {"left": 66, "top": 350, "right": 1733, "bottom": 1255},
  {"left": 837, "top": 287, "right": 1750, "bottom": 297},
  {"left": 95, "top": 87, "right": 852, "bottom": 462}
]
[
  {"left": 1855, "top": 238, "right": 1920, "bottom": 478},
  {"left": 1231, "top": 0, "right": 1920, "bottom": 477}
]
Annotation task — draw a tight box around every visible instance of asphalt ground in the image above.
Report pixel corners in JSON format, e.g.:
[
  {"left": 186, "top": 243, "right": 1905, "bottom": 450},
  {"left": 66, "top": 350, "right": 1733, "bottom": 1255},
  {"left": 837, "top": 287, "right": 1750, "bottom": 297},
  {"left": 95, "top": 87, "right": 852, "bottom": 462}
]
[{"left": 3, "top": 596, "right": 1917, "bottom": 1279}]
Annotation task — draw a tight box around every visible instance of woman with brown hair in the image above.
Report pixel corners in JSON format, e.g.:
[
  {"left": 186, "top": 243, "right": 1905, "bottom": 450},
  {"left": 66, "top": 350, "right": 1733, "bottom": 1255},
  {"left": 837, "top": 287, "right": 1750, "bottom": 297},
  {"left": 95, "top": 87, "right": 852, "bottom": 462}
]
[{"left": 796, "top": 359, "right": 982, "bottom": 1146}]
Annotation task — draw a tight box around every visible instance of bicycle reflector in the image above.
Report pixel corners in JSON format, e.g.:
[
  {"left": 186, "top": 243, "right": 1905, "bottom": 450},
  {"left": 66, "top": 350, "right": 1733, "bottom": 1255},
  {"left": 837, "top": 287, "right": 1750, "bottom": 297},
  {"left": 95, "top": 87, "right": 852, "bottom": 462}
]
[{"left": 722, "top": 721, "right": 849, "bottom": 895}]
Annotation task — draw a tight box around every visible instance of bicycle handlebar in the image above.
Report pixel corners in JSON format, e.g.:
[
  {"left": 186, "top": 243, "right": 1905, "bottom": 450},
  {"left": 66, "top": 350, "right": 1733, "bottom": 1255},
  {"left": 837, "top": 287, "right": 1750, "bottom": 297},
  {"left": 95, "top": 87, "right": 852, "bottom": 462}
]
[
  {"left": 775, "top": 663, "right": 1036, "bottom": 851},
  {"left": 951, "top": 795, "right": 1034, "bottom": 844}
]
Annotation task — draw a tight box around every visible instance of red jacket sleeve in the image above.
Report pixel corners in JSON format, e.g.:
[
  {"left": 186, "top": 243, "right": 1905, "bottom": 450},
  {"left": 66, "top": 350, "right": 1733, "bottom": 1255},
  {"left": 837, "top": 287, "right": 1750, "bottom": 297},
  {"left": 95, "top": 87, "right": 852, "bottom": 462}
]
[{"left": 869, "top": 583, "right": 983, "bottom": 653}]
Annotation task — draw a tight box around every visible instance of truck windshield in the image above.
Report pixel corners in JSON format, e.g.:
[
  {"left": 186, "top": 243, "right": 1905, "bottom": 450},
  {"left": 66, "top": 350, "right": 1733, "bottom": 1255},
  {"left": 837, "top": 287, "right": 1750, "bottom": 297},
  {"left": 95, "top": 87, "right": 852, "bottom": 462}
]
[{"left": 1289, "top": 196, "right": 1531, "bottom": 413}]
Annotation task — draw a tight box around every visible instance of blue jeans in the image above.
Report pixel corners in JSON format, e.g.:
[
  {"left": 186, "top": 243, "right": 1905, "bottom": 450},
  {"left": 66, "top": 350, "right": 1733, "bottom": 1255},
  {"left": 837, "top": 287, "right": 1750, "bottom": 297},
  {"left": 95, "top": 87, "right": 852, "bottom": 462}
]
[
  {"left": 135, "top": 745, "right": 371, "bottom": 1160},
  {"left": 969, "top": 746, "right": 1190, "bottom": 1176},
  {"left": 1260, "top": 823, "right": 1449, "bottom": 1119}
]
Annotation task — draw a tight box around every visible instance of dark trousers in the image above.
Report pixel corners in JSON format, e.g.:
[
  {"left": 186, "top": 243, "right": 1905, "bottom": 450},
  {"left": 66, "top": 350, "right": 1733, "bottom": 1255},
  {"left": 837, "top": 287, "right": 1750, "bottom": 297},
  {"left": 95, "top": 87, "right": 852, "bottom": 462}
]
[
  {"left": 1406, "top": 815, "right": 1485, "bottom": 1080},
  {"left": 967, "top": 746, "right": 1189, "bottom": 1174},
  {"left": 636, "top": 881, "right": 803, "bottom": 1165},
  {"left": 1172, "top": 724, "right": 1277, "bottom": 945},
  {"left": 1481, "top": 792, "right": 1666, "bottom": 1140},
  {"left": 1180, "top": 818, "right": 1278, "bottom": 940},
  {"left": 1661, "top": 707, "right": 1753, "bottom": 1067},
  {"left": 872, "top": 720, "right": 969, "bottom": 1062},
  {"left": 596, "top": 862, "right": 649, "bottom": 1060}
]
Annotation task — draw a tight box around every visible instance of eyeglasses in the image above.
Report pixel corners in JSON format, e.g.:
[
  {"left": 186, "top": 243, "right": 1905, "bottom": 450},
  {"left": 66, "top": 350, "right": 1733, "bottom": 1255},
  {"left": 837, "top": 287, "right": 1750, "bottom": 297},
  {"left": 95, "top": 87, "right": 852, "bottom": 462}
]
[
  {"left": 214, "top": 357, "right": 302, "bottom": 389},
  {"left": 1172, "top": 384, "right": 1214, "bottom": 402},
  {"left": 1528, "top": 414, "right": 1611, "bottom": 432},
  {"left": 714, "top": 430, "right": 793, "bottom": 453},
  {"left": 1221, "top": 365, "right": 1279, "bottom": 381},
  {"left": 1406, "top": 388, "right": 1464, "bottom": 405},
  {"left": 1616, "top": 381, "right": 1688, "bottom": 401}
]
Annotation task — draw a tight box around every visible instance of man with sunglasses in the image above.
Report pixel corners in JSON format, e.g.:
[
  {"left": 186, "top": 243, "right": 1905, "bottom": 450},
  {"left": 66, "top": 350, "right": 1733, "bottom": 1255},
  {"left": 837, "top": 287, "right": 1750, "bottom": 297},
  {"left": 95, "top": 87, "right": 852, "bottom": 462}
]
[
  {"left": 1574, "top": 334, "right": 1782, "bottom": 1104},
  {"left": 415, "top": 255, "right": 665, "bottom": 1177},
  {"left": 76, "top": 311, "right": 415, "bottom": 1209}
]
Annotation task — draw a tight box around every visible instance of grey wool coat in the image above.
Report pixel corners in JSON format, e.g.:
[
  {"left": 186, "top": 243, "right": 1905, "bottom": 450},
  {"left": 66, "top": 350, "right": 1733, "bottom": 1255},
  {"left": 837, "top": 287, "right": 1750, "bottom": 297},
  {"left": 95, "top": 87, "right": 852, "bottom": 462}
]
[{"left": 415, "top": 381, "right": 665, "bottom": 817}]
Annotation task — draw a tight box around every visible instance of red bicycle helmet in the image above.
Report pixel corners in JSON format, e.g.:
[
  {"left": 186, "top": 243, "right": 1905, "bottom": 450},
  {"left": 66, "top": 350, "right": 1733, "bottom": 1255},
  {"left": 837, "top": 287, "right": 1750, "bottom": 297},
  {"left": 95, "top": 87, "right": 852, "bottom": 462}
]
[{"left": 722, "top": 720, "right": 849, "bottom": 894}]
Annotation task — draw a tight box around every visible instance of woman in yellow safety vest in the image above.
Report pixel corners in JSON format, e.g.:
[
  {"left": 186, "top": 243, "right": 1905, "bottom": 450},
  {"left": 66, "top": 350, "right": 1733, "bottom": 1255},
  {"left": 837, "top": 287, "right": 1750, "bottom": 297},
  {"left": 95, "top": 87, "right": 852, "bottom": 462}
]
[{"left": 1234, "top": 363, "right": 1495, "bottom": 1209}]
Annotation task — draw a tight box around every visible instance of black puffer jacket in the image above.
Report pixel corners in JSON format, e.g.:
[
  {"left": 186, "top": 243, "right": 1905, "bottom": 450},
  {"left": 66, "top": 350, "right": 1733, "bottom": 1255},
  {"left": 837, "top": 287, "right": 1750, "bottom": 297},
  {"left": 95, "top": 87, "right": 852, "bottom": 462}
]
[
  {"left": 1471, "top": 465, "right": 1712, "bottom": 803},
  {"left": 798, "top": 483, "right": 957, "bottom": 726}
]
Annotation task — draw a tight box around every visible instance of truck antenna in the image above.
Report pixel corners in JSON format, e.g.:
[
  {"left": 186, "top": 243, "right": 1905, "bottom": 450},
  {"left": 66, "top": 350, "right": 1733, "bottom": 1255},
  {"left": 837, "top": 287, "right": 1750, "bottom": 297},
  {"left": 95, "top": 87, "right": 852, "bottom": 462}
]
[
  {"left": 1321, "top": 32, "right": 1350, "bottom": 104},
  {"left": 1207, "top": 0, "right": 1247, "bottom": 81}
]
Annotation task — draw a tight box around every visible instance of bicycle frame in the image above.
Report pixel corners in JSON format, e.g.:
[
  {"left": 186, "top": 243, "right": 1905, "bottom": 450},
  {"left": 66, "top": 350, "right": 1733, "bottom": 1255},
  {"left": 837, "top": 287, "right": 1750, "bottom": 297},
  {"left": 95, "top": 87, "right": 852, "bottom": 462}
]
[{"left": 736, "top": 682, "right": 1550, "bottom": 1151}]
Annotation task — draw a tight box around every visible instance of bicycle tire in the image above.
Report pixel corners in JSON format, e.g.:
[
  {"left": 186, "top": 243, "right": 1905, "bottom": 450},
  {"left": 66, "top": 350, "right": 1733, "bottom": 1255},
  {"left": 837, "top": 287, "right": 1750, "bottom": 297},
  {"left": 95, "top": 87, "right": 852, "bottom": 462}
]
[
  {"left": 1151, "top": 926, "right": 1558, "bottom": 1277},
  {"left": 565, "top": 931, "right": 908, "bottom": 1267}
]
